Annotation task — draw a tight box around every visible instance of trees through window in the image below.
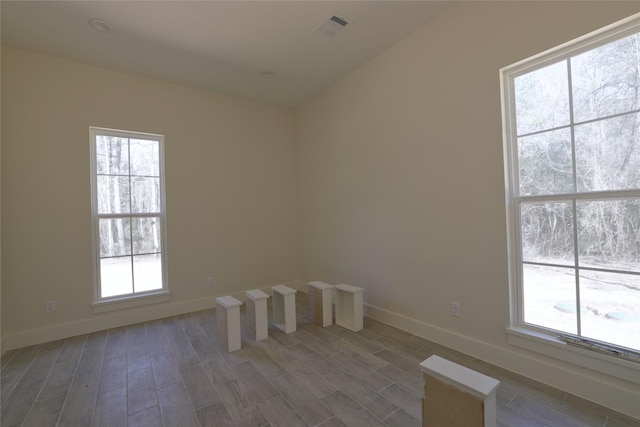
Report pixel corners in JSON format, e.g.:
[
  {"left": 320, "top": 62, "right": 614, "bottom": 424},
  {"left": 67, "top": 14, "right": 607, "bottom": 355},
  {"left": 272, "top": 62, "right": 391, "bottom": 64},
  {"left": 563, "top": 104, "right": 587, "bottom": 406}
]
[
  {"left": 90, "top": 127, "right": 167, "bottom": 300},
  {"left": 502, "top": 18, "right": 640, "bottom": 352}
]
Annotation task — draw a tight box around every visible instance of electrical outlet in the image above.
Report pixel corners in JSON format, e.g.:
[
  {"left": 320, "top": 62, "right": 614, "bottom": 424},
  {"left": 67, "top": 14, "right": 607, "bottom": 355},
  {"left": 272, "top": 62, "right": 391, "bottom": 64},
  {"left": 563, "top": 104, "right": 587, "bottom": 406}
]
[
  {"left": 451, "top": 301, "right": 460, "bottom": 317},
  {"left": 46, "top": 300, "right": 56, "bottom": 313},
  {"left": 207, "top": 277, "right": 214, "bottom": 287}
]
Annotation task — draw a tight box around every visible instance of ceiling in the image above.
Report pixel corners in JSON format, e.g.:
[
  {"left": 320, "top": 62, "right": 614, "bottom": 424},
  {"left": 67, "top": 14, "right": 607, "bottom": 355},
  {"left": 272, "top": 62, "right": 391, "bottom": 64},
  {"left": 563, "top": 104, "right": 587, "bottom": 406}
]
[{"left": 1, "top": 1, "right": 457, "bottom": 107}]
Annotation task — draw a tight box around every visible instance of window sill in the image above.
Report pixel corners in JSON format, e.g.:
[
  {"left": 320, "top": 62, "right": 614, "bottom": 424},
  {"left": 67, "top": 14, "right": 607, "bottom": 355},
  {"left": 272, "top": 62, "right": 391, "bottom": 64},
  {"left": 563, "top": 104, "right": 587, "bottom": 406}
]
[
  {"left": 92, "top": 291, "right": 171, "bottom": 314},
  {"left": 506, "top": 327, "right": 640, "bottom": 384}
]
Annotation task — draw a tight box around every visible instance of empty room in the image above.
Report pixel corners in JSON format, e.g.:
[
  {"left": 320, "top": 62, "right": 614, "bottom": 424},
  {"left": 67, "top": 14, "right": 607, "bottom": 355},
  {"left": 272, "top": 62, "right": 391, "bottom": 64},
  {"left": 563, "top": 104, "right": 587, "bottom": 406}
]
[{"left": 2, "top": 1, "right": 639, "bottom": 426}]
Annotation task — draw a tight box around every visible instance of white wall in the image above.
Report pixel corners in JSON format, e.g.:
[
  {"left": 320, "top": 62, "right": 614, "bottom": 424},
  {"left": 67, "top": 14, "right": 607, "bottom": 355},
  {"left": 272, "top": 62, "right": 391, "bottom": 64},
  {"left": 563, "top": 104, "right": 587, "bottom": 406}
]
[
  {"left": 2, "top": 1, "right": 640, "bottom": 419},
  {"left": 295, "top": 1, "right": 640, "bottom": 419},
  {"left": 1, "top": 48, "right": 300, "bottom": 349}
]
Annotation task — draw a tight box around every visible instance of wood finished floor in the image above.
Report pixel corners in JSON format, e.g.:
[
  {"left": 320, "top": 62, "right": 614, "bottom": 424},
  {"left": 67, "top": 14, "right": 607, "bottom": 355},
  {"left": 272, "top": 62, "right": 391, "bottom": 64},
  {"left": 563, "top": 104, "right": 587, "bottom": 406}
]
[{"left": 1, "top": 292, "right": 638, "bottom": 427}]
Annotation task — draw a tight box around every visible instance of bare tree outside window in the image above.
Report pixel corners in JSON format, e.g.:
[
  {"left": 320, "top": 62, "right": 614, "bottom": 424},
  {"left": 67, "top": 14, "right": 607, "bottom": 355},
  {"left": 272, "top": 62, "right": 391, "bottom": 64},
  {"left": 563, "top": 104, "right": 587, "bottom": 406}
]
[
  {"left": 505, "top": 29, "right": 640, "bottom": 352},
  {"left": 91, "top": 129, "right": 167, "bottom": 300}
]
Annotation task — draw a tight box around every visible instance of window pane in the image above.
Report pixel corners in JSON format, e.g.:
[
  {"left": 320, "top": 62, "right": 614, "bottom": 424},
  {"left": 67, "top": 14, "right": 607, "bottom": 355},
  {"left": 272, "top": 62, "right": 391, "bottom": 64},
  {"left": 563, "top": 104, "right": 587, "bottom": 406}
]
[
  {"left": 515, "top": 61, "right": 570, "bottom": 135},
  {"left": 100, "top": 257, "right": 133, "bottom": 298},
  {"left": 523, "top": 264, "right": 577, "bottom": 334},
  {"left": 96, "top": 136, "right": 129, "bottom": 175},
  {"left": 130, "top": 139, "right": 160, "bottom": 177},
  {"left": 580, "top": 270, "right": 639, "bottom": 350},
  {"left": 521, "top": 202, "right": 575, "bottom": 265},
  {"left": 575, "top": 113, "right": 640, "bottom": 192},
  {"left": 133, "top": 254, "right": 163, "bottom": 293},
  {"left": 577, "top": 200, "right": 640, "bottom": 273},
  {"left": 131, "top": 177, "right": 160, "bottom": 213},
  {"left": 518, "top": 128, "right": 573, "bottom": 196},
  {"left": 99, "top": 218, "right": 131, "bottom": 257},
  {"left": 97, "top": 176, "right": 130, "bottom": 214},
  {"left": 132, "top": 217, "right": 161, "bottom": 254},
  {"left": 572, "top": 33, "right": 640, "bottom": 123}
]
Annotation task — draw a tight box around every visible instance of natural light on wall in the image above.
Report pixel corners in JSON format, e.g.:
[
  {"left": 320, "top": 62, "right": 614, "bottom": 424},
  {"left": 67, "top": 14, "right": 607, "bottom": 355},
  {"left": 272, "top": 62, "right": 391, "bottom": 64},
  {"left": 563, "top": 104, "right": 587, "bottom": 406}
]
[{"left": 501, "top": 15, "right": 640, "bottom": 356}]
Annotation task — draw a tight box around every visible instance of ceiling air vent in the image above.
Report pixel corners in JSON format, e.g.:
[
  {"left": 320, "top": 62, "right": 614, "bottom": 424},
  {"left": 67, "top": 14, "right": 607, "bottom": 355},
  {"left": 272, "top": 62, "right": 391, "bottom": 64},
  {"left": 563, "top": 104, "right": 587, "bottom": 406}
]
[{"left": 317, "top": 14, "right": 351, "bottom": 37}]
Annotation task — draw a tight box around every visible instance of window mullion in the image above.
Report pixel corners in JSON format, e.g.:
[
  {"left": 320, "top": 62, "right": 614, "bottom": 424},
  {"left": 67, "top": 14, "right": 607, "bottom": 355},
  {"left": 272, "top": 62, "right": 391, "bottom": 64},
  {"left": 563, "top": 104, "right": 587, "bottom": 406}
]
[
  {"left": 566, "top": 58, "right": 582, "bottom": 338},
  {"left": 127, "top": 138, "right": 136, "bottom": 294},
  {"left": 572, "top": 199, "right": 582, "bottom": 337}
]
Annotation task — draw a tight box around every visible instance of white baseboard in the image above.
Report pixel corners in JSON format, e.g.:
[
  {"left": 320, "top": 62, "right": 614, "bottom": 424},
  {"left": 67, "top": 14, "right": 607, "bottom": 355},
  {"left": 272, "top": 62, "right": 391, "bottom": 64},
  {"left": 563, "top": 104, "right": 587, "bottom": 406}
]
[
  {"left": 363, "top": 303, "right": 640, "bottom": 421},
  {"left": 1, "top": 281, "right": 304, "bottom": 354}
]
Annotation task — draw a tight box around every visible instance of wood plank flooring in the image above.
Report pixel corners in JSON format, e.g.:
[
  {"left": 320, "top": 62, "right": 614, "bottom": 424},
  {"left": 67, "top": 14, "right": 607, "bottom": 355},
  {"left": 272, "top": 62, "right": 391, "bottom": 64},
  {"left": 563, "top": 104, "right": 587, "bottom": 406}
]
[{"left": 1, "top": 292, "right": 638, "bottom": 427}]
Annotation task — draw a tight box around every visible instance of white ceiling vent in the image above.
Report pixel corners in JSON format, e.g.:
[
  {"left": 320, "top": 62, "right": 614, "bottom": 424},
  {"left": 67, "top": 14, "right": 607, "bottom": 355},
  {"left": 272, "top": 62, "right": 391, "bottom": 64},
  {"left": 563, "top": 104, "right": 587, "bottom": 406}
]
[{"left": 317, "top": 14, "right": 351, "bottom": 37}]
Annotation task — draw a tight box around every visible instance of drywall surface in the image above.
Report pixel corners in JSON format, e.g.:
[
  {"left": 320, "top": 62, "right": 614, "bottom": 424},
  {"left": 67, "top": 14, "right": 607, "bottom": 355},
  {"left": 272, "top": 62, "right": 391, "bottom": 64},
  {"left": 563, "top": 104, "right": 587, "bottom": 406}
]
[
  {"left": 1, "top": 48, "right": 299, "bottom": 348},
  {"left": 295, "top": 1, "right": 640, "bottom": 418}
]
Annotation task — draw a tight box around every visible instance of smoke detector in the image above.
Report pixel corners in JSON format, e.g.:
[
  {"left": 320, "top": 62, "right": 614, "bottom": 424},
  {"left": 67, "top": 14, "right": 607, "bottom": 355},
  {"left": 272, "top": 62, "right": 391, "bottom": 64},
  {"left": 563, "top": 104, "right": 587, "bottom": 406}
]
[{"left": 317, "top": 14, "right": 352, "bottom": 37}]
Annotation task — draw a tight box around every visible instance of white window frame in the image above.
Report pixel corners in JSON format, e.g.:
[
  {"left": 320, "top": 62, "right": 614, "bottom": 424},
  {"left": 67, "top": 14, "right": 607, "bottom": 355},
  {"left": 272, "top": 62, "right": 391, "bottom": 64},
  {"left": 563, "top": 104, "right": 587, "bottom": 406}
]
[
  {"left": 90, "top": 127, "right": 169, "bottom": 313},
  {"left": 500, "top": 14, "right": 640, "bottom": 382}
]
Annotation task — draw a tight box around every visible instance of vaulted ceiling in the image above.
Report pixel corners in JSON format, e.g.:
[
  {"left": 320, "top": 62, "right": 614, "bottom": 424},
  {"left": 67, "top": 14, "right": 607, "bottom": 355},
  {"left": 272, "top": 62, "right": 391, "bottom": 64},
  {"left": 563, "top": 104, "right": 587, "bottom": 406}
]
[{"left": 1, "top": 1, "right": 457, "bottom": 107}]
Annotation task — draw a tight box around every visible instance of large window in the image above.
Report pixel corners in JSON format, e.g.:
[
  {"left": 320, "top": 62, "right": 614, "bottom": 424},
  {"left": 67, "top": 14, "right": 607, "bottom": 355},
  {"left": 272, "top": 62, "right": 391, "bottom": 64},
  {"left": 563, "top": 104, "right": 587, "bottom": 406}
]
[
  {"left": 90, "top": 127, "right": 167, "bottom": 303},
  {"left": 501, "top": 16, "right": 640, "bottom": 355}
]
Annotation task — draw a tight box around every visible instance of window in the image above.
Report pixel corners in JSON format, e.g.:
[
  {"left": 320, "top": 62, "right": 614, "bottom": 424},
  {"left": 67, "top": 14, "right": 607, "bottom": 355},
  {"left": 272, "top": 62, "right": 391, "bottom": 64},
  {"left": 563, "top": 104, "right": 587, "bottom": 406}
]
[
  {"left": 90, "top": 127, "right": 168, "bottom": 304},
  {"left": 501, "top": 16, "right": 640, "bottom": 355}
]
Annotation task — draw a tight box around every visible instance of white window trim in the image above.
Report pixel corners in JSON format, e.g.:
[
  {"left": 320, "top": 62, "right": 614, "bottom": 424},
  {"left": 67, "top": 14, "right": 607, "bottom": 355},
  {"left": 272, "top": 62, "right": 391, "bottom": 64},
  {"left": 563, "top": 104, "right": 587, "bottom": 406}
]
[
  {"left": 500, "top": 13, "right": 640, "bottom": 382},
  {"left": 90, "top": 127, "right": 169, "bottom": 312}
]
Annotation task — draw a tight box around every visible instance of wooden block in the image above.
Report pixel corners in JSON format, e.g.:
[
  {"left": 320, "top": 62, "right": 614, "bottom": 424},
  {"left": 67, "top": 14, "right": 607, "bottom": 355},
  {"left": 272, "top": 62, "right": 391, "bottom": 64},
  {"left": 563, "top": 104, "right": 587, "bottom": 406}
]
[
  {"left": 246, "top": 289, "right": 269, "bottom": 341},
  {"left": 308, "top": 281, "right": 333, "bottom": 327},
  {"left": 420, "top": 355, "right": 499, "bottom": 427},
  {"left": 335, "top": 284, "right": 364, "bottom": 332},
  {"left": 271, "top": 285, "right": 297, "bottom": 334},
  {"left": 216, "top": 296, "right": 243, "bottom": 352}
]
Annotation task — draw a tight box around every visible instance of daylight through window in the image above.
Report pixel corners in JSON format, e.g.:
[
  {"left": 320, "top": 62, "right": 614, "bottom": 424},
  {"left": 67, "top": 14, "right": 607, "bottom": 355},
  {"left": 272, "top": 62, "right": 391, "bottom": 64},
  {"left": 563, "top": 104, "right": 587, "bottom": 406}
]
[
  {"left": 90, "top": 127, "right": 167, "bottom": 301},
  {"left": 502, "top": 18, "right": 640, "bottom": 353}
]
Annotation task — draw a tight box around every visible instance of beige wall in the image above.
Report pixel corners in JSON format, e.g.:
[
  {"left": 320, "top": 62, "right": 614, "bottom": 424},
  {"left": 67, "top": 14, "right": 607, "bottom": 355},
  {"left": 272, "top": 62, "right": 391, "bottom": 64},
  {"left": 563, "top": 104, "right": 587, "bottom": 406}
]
[
  {"left": 2, "top": 0, "right": 640, "bottom": 418},
  {"left": 1, "top": 48, "right": 299, "bottom": 347},
  {"left": 295, "top": 1, "right": 639, "bottom": 418}
]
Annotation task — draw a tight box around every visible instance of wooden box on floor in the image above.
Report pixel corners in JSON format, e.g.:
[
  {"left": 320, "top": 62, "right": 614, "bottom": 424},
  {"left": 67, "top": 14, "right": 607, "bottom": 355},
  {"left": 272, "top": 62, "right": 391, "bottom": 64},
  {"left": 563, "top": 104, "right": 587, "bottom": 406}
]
[
  {"left": 420, "top": 355, "right": 500, "bottom": 427},
  {"left": 308, "top": 281, "right": 333, "bottom": 327},
  {"left": 215, "top": 296, "right": 243, "bottom": 352},
  {"left": 334, "top": 284, "right": 364, "bottom": 332},
  {"left": 246, "top": 289, "right": 269, "bottom": 341},
  {"left": 271, "top": 285, "right": 297, "bottom": 334}
]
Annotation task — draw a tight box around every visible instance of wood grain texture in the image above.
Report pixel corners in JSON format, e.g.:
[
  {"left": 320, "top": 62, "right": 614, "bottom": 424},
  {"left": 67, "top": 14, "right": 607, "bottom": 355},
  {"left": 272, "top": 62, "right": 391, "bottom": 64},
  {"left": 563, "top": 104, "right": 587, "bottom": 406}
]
[
  {"left": 93, "top": 387, "right": 127, "bottom": 427},
  {"left": 128, "top": 405, "right": 162, "bottom": 427},
  {"left": 157, "top": 382, "right": 200, "bottom": 427},
  {"left": 22, "top": 396, "right": 65, "bottom": 427},
  {"left": 422, "top": 374, "right": 483, "bottom": 427},
  {"left": 180, "top": 363, "right": 220, "bottom": 410},
  {"left": 127, "top": 367, "right": 158, "bottom": 415},
  {"left": 258, "top": 395, "right": 308, "bottom": 426},
  {"left": 2, "top": 291, "right": 632, "bottom": 427},
  {"left": 321, "top": 390, "right": 387, "bottom": 427}
]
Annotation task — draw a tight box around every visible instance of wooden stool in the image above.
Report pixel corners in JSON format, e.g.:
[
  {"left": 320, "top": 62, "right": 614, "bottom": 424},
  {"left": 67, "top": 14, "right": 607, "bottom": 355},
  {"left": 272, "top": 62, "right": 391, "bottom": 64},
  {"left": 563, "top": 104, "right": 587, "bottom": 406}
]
[
  {"left": 215, "top": 296, "right": 243, "bottom": 352},
  {"left": 335, "top": 284, "right": 364, "bottom": 332},
  {"left": 271, "top": 285, "right": 297, "bottom": 334},
  {"left": 246, "top": 289, "right": 269, "bottom": 341},
  {"left": 308, "top": 281, "right": 333, "bottom": 327},
  {"left": 420, "top": 355, "right": 500, "bottom": 427}
]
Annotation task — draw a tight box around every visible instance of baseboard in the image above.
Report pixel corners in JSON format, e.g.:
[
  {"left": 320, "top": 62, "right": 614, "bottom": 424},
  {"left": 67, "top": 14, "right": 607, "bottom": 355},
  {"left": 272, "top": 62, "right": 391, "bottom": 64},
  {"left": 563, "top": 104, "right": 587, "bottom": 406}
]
[
  {"left": 1, "top": 281, "right": 304, "bottom": 353},
  {"left": 363, "top": 303, "right": 640, "bottom": 421}
]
